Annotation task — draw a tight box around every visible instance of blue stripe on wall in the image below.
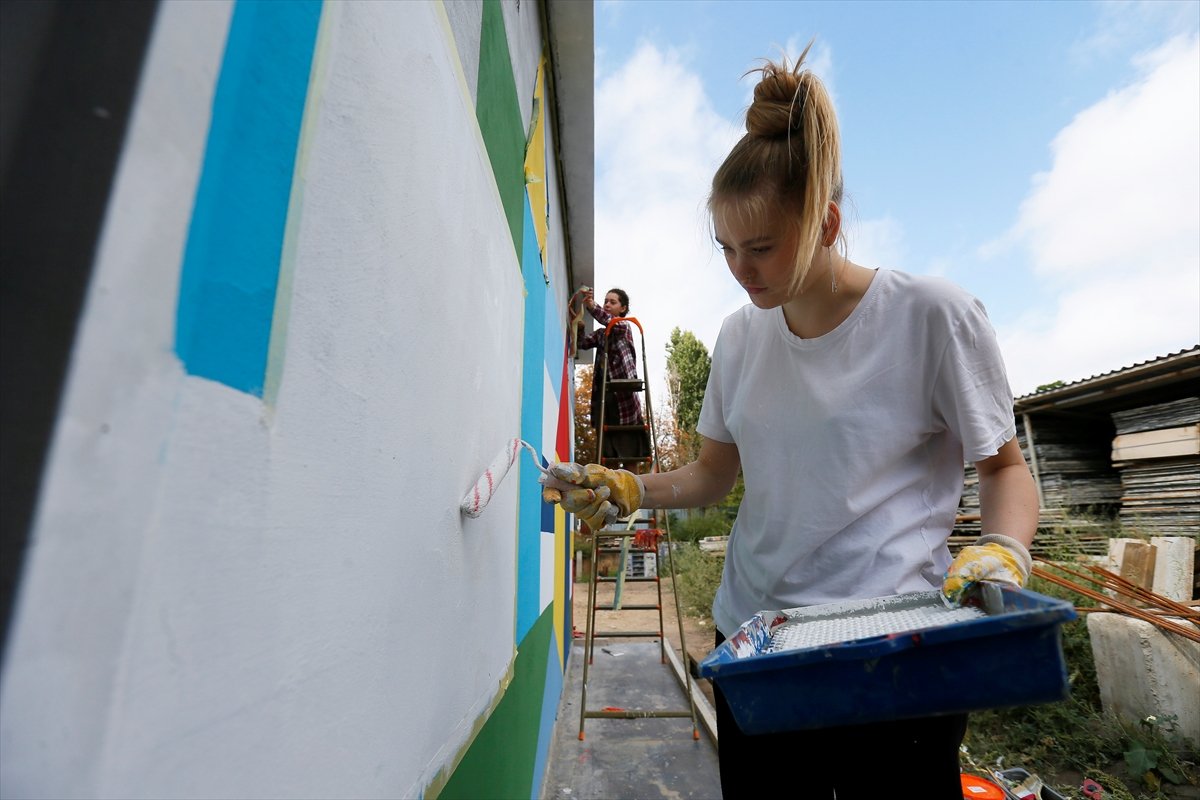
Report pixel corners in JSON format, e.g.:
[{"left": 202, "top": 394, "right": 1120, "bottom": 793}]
[
  {"left": 517, "top": 198, "right": 546, "bottom": 643},
  {"left": 542, "top": 286, "right": 563, "bottom": 406},
  {"left": 530, "top": 626, "right": 565, "bottom": 800},
  {"left": 175, "top": 0, "right": 322, "bottom": 395}
]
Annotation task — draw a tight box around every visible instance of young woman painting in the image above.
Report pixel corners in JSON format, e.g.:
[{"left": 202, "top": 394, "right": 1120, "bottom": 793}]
[{"left": 544, "top": 45, "right": 1036, "bottom": 798}]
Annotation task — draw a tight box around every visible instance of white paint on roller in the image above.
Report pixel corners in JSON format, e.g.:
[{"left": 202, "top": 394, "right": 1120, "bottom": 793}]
[{"left": 460, "top": 438, "right": 548, "bottom": 518}]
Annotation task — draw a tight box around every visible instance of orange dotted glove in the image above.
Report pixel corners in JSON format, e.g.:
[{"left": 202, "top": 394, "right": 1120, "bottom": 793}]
[
  {"left": 941, "top": 534, "right": 1032, "bottom": 607},
  {"left": 539, "top": 462, "right": 644, "bottom": 532}
]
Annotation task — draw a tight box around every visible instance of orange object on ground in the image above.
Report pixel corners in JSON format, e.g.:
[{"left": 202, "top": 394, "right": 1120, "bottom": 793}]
[{"left": 960, "top": 773, "right": 1005, "bottom": 800}]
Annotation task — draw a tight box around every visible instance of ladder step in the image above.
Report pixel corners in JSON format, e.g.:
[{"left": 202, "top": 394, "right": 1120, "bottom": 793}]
[
  {"left": 601, "top": 424, "right": 649, "bottom": 431},
  {"left": 584, "top": 709, "right": 694, "bottom": 719},
  {"left": 595, "top": 528, "right": 661, "bottom": 538},
  {"left": 600, "top": 456, "right": 652, "bottom": 463},
  {"left": 591, "top": 630, "right": 662, "bottom": 638},
  {"left": 597, "top": 576, "right": 658, "bottom": 583},
  {"left": 604, "top": 379, "right": 645, "bottom": 391},
  {"left": 594, "top": 544, "right": 658, "bottom": 552},
  {"left": 594, "top": 604, "right": 659, "bottom": 611}
]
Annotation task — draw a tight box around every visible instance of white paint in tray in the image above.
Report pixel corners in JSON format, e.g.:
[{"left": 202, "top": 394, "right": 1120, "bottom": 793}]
[{"left": 766, "top": 592, "right": 987, "bottom": 653}]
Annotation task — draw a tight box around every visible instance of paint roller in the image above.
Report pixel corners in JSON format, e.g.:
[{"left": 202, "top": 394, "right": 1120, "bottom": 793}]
[{"left": 460, "top": 438, "right": 575, "bottom": 518}]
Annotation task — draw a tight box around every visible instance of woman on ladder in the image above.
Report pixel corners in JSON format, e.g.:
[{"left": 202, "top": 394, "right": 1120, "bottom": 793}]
[{"left": 575, "top": 287, "right": 649, "bottom": 470}]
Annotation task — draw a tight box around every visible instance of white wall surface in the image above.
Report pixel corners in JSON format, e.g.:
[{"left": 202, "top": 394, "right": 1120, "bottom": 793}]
[{"left": 0, "top": 2, "right": 531, "bottom": 798}]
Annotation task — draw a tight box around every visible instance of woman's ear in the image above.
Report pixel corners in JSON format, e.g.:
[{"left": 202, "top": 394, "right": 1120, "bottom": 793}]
[{"left": 821, "top": 201, "right": 842, "bottom": 247}]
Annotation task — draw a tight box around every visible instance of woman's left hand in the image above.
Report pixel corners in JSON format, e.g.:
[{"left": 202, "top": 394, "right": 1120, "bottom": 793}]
[{"left": 941, "top": 534, "right": 1032, "bottom": 606}]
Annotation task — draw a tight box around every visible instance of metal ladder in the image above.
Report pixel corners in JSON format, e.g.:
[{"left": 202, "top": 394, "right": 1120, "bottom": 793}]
[{"left": 576, "top": 315, "right": 699, "bottom": 741}]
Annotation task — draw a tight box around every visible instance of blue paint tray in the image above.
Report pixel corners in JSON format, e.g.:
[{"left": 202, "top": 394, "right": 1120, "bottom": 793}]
[{"left": 697, "top": 583, "right": 1077, "bottom": 734}]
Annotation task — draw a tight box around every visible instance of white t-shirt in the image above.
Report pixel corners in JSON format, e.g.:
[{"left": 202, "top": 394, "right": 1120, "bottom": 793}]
[{"left": 697, "top": 269, "right": 1016, "bottom": 635}]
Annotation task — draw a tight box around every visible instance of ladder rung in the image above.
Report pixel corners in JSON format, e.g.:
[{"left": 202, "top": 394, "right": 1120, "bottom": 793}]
[
  {"left": 595, "top": 537, "right": 662, "bottom": 544},
  {"left": 599, "top": 456, "right": 652, "bottom": 463},
  {"left": 601, "top": 424, "right": 649, "bottom": 431},
  {"left": 591, "top": 630, "right": 661, "bottom": 638},
  {"left": 584, "top": 709, "right": 694, "bottom": 719},
  {"left": 595, "top": 528, "right": 660, "bottom": 537},
  {"left": 597, "top": 576, "right": 658, "bottom": 583},
  {"left": 604, "top": 379, "right": 644, "bottom": 391},
  {"left": 594, "top": 604, "right": 659, "bottom": 611}
]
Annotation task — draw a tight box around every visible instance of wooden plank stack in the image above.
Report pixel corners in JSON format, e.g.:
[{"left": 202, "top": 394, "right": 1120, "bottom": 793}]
[
  {"left": 1019, "top": 422, "right": 1123, "bottom": 510},
  {"left": 1111, "top": 398, "right": 1200, "bottom": 536}
]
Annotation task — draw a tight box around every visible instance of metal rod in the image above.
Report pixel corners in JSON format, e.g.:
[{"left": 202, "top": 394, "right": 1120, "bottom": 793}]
[
  {"left": 1035, "top": 558, "right": 1199, "bottom": 619},
  {"left": 1085, "top": 563, "right": 1199, "bottom": 619},
  {"left": 1031, "top": 566, "right": 1200, "bottom": 642}
]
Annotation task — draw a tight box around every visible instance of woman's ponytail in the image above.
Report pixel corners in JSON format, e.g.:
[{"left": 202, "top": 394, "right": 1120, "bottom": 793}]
[{"left": 710, "top": 41, "right": 844, "bottom": 294}]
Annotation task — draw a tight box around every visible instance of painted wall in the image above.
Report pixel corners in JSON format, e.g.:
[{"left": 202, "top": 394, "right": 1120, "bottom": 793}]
[{"left": 0, "top": 1, "right": 581, "bottom": 798}]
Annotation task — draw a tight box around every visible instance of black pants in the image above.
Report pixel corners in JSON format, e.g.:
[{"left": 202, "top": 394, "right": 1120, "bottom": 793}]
[{"left": 712, "top": 632, "right": 967, "bottom": 799}]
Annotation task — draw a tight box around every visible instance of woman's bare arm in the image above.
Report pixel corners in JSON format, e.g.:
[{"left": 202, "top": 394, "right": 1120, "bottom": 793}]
[
  {"left": 640, "top": 437, "right": 741, "bottom": 510},
  {"left": 975, "top": 437, "right": 1038, "bottom": 547}
]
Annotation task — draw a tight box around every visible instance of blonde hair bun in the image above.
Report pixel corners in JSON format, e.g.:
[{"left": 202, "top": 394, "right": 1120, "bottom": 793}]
[{"left": 745, "top": 60, "right": 808, "bottom": 139}]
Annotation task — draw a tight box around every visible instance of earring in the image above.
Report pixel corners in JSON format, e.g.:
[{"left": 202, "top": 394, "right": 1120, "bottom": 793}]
[{"left": 831, "top": 263, "right": 839, "bottom": 294}]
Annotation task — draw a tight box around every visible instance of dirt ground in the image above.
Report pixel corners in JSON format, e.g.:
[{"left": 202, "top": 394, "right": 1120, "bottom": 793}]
[{"left": 571, "top": 575, "right": 718, "bottom": 708}]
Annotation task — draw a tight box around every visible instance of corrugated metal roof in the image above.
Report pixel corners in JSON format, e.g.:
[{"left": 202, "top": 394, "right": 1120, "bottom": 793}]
[{"left": 1014, "top": 345, "right": 1200, "bottom": 414}]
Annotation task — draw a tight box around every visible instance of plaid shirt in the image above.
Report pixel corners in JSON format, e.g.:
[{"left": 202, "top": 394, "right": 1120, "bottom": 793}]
[{"left": 577, "top": 305, "right": 643, "bottom": 426}]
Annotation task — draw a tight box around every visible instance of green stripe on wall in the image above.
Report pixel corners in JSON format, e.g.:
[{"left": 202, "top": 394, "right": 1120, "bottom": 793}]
[
  {"left": 438, "top": 610, "right": 552, "bottom": 799},
  {"left": 475, "top": 0, "right": 524, "bottom": 264}
]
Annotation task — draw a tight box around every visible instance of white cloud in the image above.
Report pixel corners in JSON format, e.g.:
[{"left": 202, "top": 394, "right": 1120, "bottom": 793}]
[
  {"left": 594, "top": 43, "right": 743, "bottom": 407},
  {"left": 1071, "top": 0, "right": 1200, "bottom": 64},
  {"left": 843, "top": 213, "right": 906, "bottom": 272},
  {"left": 996, "top": 34, "right": 1200, "bottom": 394}
]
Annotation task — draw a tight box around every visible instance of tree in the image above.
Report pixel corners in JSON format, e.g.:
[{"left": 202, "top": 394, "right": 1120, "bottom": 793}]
[
  {"left": 665, "top": 328, "right": 711, "bottom": 463},
  {"left": 664, "top": 327, "right": 744, "bottom": 519},
  {"left": 573, "top": 365, "right": 597, "bottom": 465}
]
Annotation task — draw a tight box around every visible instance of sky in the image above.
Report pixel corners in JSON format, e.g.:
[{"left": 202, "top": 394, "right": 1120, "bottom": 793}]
[{"left": 590, "top": 0, "right": 1200, "bottom": 408}]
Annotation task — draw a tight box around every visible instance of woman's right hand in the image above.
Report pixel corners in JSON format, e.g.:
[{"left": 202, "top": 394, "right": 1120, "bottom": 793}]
[{"left": 540, "top": 462, "right": 643, "bottom": 532}]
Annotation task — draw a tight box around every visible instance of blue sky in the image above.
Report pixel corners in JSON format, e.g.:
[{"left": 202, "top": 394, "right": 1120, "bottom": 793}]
[{"left": 592, "top": 0, "right": 1199, "bottom": 400}]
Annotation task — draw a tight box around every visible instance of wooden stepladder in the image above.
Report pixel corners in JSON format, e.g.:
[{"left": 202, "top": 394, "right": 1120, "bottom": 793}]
[{"left": 576, "top": 316, "right": 699, "bottom": 741}]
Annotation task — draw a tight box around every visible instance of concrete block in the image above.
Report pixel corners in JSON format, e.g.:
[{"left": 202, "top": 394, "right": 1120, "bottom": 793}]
[
  {"left": 1107, "top": 538, "right": 1139, "bottom": 573},
  {"left": 1087, "top": 612, "right": 1200, "bottom": 747},
  {"left": 1150, "top": 537, "right": 1197, "bottom": 602}
]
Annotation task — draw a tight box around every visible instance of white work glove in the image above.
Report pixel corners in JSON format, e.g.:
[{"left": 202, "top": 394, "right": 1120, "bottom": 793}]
[
  {"left": 941, "top": 534, "right": 1032, "bottom": 607},
  {"left": 539, "top": 462, "right": 644, "bottom": 532}
]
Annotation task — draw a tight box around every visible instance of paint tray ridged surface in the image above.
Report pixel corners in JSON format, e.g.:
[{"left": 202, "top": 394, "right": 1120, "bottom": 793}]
[{"left": 697, "top": 584, "right": 1077, "bottom": 734}]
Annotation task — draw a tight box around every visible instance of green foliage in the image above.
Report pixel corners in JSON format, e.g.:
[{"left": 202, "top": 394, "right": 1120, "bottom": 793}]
[
  {"left": 667, "top": 543, "right": 723, "bottom": 621},
  {"left": 669, "top": 510, "right": 732, "bottom": 543},
  {"left": 719, "top": 472, "right": 745, "bottom": 520},
  {"left": 573, "top": 365, "right": 597, "bottom": 465},
  {"left": 1122, "top": 715, "right": 1193, "bottom": 789},
  {"left": 665, "top": 328, "right": 711, "bottom": 461},
  {"left": 1037, "top": 379, "right": 1067, "bottom": 392}
]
